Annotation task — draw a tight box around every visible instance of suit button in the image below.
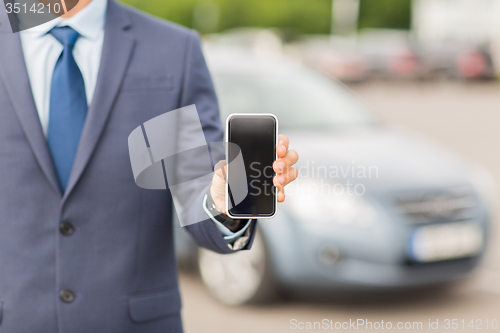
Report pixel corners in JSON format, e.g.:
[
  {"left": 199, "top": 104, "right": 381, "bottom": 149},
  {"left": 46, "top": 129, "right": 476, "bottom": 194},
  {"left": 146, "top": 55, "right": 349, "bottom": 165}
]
[
  {"left": 60, "top": 289, "right": 75, "bottom": 303},
  {"left": 59, "top": 222, "right": 74, "bottom": 236}
]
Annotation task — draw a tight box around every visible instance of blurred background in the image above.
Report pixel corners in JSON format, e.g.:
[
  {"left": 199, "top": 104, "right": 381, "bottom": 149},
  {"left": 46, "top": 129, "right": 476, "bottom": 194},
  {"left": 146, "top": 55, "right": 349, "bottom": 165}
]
[{"left": 121, "top": 0, "right": 500, "bottom": 332}]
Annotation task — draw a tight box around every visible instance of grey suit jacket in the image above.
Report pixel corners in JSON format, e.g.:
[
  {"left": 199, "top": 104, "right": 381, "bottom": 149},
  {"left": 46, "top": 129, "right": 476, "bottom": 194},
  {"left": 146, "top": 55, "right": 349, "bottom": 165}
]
[{"left": 0, "top": 1, "right": 256, "bottom": 332}]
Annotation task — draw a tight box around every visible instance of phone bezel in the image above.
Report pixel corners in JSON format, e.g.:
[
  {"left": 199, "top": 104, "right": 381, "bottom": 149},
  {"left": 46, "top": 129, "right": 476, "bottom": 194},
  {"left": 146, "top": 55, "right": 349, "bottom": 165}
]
[{"left": 225, "top": 113, "right": 279, "bottom": 219}]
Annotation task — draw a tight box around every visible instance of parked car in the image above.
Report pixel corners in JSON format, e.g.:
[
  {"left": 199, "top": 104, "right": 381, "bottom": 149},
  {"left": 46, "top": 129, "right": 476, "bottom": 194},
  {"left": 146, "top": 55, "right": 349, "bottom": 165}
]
[
  {"left": 357, "top": 29, "right": 422, "bottom": 80},
  {"left": 174, "top": 46, "right": 494, "bottom": 305},
  {"left": 418, "top": 41, "right": 495, "bottom": 80},
  {"left": 288, "top": 35, "right": 369, "bottom": 82}
]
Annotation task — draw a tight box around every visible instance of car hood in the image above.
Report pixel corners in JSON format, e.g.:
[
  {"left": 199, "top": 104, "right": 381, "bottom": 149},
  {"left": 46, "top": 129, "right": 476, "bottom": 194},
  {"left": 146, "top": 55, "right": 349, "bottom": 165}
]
[{"left": 287, "top": 126, "right": 474, "bottom": 194}]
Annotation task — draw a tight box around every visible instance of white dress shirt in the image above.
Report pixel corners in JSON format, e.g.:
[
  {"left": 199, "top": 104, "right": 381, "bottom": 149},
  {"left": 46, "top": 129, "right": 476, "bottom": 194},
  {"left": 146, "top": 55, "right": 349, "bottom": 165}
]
[
  {"left": 18, "top": 0, "right": 249, "bottom": 246},
  {"left": 19, "top": 0, "right": 107, "bottom": 137}
]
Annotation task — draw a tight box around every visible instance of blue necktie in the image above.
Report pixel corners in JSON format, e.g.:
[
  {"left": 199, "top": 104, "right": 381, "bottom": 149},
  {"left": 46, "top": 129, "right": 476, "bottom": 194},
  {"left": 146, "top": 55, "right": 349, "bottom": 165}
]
[{"left": 47, "top": 27, "right": 88, "bottom": 193}]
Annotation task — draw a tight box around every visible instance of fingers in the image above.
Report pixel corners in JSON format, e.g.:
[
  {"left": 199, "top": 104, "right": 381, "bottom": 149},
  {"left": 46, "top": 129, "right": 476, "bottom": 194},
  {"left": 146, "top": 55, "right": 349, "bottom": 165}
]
[
  {"left": 277, "top": 134, "right": 290, "bottom": 158},
  {"left": 277, "top": 189, "right": 286, "bottom": 203},
  {"left": 275, "top": 135, "right": 297, "bottom": 204},
  {"left": 273, "top": 167, "right": 298, "bottom": 188},
  {"left": 274, "top": 160, "right": 286, "bottom": 173},
  {"left": 273, "top": 149, "right": 299, "bottom": 174},
  {"left": 273, "top": 167, "right": 297, "bottom": 203}
]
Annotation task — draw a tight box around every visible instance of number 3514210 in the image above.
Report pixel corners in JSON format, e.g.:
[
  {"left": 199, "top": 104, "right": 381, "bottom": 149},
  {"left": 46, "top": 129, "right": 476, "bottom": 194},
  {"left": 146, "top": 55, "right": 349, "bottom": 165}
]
[{"left": 5, "top": 2, "right": 63, "bottom": 14}]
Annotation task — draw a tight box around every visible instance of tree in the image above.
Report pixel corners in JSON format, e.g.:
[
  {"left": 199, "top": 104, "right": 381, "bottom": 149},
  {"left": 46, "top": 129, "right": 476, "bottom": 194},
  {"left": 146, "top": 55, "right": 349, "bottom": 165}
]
[{"left": 119, "top": 0, "right": 412, "bottom": 34}]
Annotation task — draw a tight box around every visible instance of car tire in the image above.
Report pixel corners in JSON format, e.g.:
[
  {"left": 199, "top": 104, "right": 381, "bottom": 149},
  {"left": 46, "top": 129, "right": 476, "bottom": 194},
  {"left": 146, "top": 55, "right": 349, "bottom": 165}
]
[{"left": 198, "top": 228, "right": 276, "bottom": 305}]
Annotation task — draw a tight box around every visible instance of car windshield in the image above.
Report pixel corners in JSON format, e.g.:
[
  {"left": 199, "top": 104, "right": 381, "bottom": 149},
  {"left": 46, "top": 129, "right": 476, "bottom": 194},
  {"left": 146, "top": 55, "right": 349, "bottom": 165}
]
[{"left": 212, "top": 67, "right": 377, "bottom": 130}]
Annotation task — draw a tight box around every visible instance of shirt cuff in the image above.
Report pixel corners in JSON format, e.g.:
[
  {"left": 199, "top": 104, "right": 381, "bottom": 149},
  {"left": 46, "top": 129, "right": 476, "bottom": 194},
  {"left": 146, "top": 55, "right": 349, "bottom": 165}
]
[{"left": 202, "top": 194, "right": 253, "bottom": 243}]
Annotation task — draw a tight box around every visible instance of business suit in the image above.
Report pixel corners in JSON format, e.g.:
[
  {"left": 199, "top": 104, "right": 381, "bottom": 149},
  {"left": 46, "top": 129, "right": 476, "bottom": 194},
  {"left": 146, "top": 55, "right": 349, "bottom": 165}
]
[{"left": 0, "top": 0, "right": 256, "bottom": 331}]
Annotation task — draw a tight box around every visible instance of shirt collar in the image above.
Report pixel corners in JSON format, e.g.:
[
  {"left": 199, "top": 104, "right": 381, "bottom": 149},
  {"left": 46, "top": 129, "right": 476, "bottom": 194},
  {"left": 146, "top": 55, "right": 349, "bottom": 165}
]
[{"left": 21, "top": 0, "right": 107, "bottom": 40}]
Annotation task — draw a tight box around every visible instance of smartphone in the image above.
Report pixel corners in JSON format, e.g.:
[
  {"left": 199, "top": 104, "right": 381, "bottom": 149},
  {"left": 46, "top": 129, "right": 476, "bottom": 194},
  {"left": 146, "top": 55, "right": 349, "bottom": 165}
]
[{"left": 226, "top": 114, "right": 278, "bottom": 219}]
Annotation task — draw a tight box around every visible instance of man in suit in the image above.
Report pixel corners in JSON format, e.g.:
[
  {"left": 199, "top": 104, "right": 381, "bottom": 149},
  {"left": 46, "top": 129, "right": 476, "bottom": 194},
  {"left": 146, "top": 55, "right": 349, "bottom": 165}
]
[{"left": 0, "top": 0, "right": 298, "bottom": 332}]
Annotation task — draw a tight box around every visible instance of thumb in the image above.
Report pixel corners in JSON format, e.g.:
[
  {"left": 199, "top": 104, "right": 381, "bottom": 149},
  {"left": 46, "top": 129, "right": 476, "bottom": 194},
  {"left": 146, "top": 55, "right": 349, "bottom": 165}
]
[
  {"left": 214, "top": 160, "right": 227, "bottom": 180},
  {"left": 210, "top": 160, "right": 227, "bottom": 212}
]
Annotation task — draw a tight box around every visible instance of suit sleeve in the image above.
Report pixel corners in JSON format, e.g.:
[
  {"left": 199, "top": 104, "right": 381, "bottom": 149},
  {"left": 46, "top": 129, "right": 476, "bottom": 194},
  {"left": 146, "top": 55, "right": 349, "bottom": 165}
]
[{"left": 176, "top": 31, "right": 257, "bottom": 254}]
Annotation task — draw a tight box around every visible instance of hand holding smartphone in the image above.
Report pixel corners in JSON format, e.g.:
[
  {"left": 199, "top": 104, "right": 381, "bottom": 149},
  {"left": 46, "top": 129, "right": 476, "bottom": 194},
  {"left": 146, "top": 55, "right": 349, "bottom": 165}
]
[{"left": 226, "top": 114, "right": 278, "bottom": 219}]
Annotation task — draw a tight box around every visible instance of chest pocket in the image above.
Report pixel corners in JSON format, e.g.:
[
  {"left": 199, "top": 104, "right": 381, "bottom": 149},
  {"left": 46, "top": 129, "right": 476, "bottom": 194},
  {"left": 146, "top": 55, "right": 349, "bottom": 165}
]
[{"left": 121, "top": 74, "right": 174, "bottom": 93}]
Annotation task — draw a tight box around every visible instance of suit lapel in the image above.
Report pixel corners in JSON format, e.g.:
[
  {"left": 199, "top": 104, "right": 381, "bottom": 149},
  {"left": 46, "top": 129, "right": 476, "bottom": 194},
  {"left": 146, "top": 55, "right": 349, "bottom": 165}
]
[
  {"left": 0, "top": 17, "right": 61, "bottom": 195},
  {"left": 62, "top": 0, "right": 136, "bottom": 201}
]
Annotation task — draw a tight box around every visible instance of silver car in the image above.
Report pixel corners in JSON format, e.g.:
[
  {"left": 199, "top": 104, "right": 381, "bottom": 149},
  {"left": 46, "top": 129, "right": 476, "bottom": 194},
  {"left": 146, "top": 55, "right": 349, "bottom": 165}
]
[{"left": 174, "top": 46, "right": 494, "bottom": 305}]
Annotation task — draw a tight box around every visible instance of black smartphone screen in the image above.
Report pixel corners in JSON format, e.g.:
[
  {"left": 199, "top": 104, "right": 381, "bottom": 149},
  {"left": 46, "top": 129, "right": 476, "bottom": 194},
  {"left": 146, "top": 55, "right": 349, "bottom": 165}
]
[{"left": 227, "top": 115, "right": 277, "bottom": 217}]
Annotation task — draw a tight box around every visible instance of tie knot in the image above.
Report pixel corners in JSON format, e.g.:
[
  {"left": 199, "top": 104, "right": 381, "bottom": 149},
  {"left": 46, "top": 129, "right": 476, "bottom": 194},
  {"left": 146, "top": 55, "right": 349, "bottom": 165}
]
[{"left": 50, "top": 26, "right": 80, "bottom": 47}]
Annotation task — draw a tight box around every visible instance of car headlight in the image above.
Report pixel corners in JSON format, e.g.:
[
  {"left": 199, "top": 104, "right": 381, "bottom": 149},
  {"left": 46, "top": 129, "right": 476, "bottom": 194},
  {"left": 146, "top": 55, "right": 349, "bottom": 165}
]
[{"left": 285, "top": 177, "right": 377, "bottom": 227}]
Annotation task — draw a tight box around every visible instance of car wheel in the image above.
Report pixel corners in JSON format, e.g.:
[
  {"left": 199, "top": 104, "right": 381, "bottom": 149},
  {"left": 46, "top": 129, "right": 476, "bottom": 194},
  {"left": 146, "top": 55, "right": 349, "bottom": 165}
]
[{"left": 198, "top": 229, "right": 275, "bottom": 305}]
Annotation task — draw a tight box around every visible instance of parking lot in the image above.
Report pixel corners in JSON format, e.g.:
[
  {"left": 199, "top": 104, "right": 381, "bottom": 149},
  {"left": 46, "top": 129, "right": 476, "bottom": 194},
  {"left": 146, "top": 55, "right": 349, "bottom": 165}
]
[{"left": 179, "top": 81, "right": 500, "bottom": 333}]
